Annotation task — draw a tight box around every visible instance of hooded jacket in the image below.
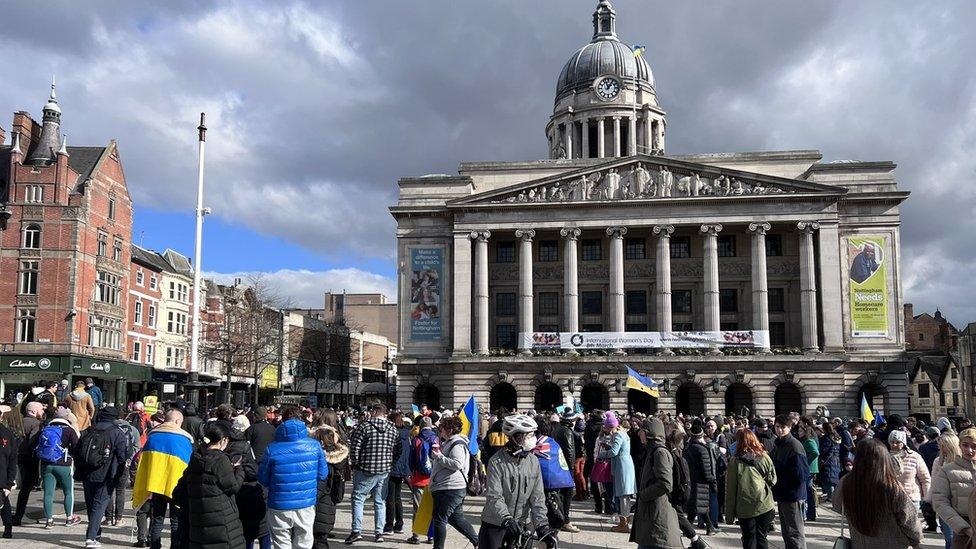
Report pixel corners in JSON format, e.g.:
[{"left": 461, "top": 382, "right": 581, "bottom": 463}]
[
  {"left": 258, "top": 418, "right": 329, "bottom": 511},
  {"left": 80, "top": 410, "right": 130, "bottom": 484},
  {"left": 183, "top": 446, "right": 246, "bottom": 549},
  {"left": 62, "top": 389, "right": 96, "bottom": 431},
  {"left": 630, "top": 418, "right": 682, "bottom": 549},
  {"left": 246, "top": 419, "right": 276, "bottom": 463},
  {"left": 481, "top": 446, "right": 548, "bottom": 530},
  {"left": 430, "top": 434, "right": 470, "bottom": 492},
  {"left": 86, "top": 384, "right": 104, "bottom": 409},
  {"left": 37, "top": 417, "right": 79, "bottom": 466},
  {"left": 725, "top": 452, "right": 777, "bottom": 522},
  {"left": 391, "top": 426, "right": 412, "bottom": 479},
  {"left": 770, "top": 433, "right": 809, "bottom": 503}
]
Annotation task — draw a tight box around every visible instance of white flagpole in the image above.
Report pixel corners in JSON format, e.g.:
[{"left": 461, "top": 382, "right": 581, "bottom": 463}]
[{"left": 189, "top": 113, "right": 208, "bottom": 384}]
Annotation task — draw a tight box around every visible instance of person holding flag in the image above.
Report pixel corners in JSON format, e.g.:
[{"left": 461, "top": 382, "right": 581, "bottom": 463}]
[{"left": 427, "top": 415, "right": 480, "bottom": 549}]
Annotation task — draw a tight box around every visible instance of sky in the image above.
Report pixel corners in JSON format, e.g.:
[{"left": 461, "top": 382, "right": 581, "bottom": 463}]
[{"left": 1, "top": 1, "right": 975, "bottom": 325}]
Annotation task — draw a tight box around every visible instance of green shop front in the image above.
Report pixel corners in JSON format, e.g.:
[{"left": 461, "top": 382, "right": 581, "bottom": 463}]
[{"left": 0, "top": 354, "right": 152, "bottom": 406}]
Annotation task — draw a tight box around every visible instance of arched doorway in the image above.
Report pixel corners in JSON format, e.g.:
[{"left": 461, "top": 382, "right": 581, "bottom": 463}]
[
  {"left": 534, "top": 382, "right": 563, "bottom": 413},
  {"left": 628, "top": 389, "right": 658, "bottom": 415},
  {"left": 858, "top": 383, "right": 886, "bottom": 416},
  {"left": 580, "top": 382, "right": 610, "bottom": 412},
  {"left": 724, "top": 383, "right": 754, "bottom": 417},
  {"left": 413, "top": 383, "right": 441, "bottom": 410},
  {"left": 774, "top": 383, "right": 803, "bottom": 416},
  {"left": 489, "top": 382, "right": 518, "bottom": 414},
  {"left": 675, "top": 383, "right": 705, "bottom": 416}
]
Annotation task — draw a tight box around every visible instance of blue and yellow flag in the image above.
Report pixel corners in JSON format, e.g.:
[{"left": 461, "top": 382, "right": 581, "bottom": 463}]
[
  {"left": 412, "top": 488, "right": 435, "bottom": 538},
  {"left": 632, "top": 44, "right": 647, "bottom": 58},
  {"left": 131, "top": 427, "right": 193, "bottom": 508},
  {"left": 411, "top": 404, "right": 421, "bottom": 417},
  {"left": 860, "top": 394, "right": 875, "bottom": 424},
  {"left": 626, "top": 366, "right": 660, "bottom": 398},
  {"left": 459, "top": 395, "right": 480, "bottom": 455}
]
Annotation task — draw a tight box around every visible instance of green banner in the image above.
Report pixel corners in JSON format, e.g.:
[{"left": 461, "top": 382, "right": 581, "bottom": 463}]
[{"left": 848, "top": 235, "right": 889, "bottom": 337}]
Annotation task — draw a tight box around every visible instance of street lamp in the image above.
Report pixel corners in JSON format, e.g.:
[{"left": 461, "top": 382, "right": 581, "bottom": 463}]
[{"left": 383, "top": 358, "right": 391, "bottom": 408}]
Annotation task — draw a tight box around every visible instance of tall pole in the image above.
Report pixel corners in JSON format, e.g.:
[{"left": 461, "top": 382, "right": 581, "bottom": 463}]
[{"left": 189, "top": 113, "right": 207, "bottom": 400}]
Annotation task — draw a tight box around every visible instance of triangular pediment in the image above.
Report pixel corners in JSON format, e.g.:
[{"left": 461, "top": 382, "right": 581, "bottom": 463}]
[{"left": 448, "top": 154, "right": 846, "bottom": 207}]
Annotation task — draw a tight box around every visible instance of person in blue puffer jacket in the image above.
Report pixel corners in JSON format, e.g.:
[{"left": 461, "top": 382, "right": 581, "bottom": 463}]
[{"left": 258, "top": 406, "right": 329, "bottom": 549}]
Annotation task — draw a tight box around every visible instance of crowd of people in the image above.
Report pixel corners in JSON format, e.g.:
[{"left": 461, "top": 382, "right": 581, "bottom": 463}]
[{"left": 0, "top": 378, "right": 970, "bottom": 549}]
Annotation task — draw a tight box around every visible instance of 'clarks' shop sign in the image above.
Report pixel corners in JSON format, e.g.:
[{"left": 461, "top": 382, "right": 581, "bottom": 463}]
[
  {"left": 0, "top": 356, "right": 62, "bottom": 372},
  {"left": 10, "top": 358, "right": 54, "bottom": 370}
]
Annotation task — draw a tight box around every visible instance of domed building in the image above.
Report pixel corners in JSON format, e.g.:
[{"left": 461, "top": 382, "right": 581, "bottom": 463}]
[{"left": 391, "top": 1, "right": 910, "bottom": 420}]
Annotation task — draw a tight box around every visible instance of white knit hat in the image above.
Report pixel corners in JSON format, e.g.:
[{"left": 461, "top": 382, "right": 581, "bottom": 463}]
[{"left": 888, "top": 429, "right": 907, "bottom": 445}]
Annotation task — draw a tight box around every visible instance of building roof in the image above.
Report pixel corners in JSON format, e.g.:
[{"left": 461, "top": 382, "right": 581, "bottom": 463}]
[
  {"left": 162, "top": 249, "right": 193, "bottom": 276},
  {"left": 66, "top": 146, "right": 107, "bottom": 182},
  {"left": 910, "top": 354, "right": 958, "bottom": 390},
  {"left": 131, "top": 244, "right": 170, "bottom": 272}
]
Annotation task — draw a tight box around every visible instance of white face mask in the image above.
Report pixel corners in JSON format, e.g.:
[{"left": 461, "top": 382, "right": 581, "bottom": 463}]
[{"left": 521, "top": 435, "right": 538, "bottom": 452}]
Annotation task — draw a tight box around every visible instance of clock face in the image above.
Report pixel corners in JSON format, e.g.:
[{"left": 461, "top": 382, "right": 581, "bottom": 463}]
[{"left": 596, "top": 77, "right": 621, "bottom": 100}]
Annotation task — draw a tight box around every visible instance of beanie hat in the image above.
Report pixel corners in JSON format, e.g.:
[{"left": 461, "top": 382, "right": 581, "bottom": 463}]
[
  {"left": 689, "top": 424, "right": 705, "bottom": 438},
  {"left": 603, "top": 411, "right": 619, "bottom": 429},
  {"left": 937, "top": 417, "right": 952, "bottom": 432},
  {"left": 888, "top": 429, "right": 907, "bottom": 445}
]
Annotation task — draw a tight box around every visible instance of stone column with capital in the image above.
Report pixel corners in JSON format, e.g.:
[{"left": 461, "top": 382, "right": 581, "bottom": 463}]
[
  {"left": 597, "top": 117, "right": 606, "bottom": 159},
  {"left": 560, "top": 228, "right": 581, "bottom": 335},
  {"left": 612, "top": 116, "right": 622, "bottom": 157},
  {"left": 700, "top": 224, "right": 723, "bottom": 334},
  {"left": 607, "top": 227, "right": 628, "bottom": 339},
  {"left": 644, "top": 115, "right": 653, "bottom": 155},
  {"left": 798, "top": 222, "right": 821, "bottom": 353},
  {"left": 653, "top": 225, "right": 674, "bottom": 353},
  {"left": 749, "top": 222, "right": 772, "bottom": 352},
  {"left": 628, "top": 116, "right": 638, "bottom": 156},
  {"left": 516, "top": 229, "right": 535, "bottom": 354},
  {"left": 471, "top": 230, "right": 491, "bottom": 355},
  {"left": 564, "top": 120, "right": 574, "bottom": 160},
  {"left": 452, "top": 233, "right": 473, "bottom": 355},
  {"left": 580, "top": 118, "right": 589, "bottom": 159}
]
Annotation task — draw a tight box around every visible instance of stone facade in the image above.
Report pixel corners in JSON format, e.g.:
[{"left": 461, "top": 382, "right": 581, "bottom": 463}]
[{"left": 391, "top": 1, "right": 911, "bottom": 419}]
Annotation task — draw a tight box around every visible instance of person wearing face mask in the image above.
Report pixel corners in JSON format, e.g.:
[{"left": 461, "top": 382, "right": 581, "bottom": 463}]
[
  {"left": 179, "top": 421, "right": 246, "bottom": 548},
  {"left": 479, "top": 414, "right": 557, "bottom": 549}
]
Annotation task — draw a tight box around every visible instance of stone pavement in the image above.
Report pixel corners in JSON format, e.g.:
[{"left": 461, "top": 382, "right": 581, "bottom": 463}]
[{"left": 1, "top": 485, "right": 947, "bottom": 548}]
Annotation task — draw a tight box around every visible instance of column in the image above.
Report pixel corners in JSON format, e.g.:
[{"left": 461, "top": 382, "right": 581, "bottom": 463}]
[
  {"left": 516, "top": 228, "right": 535, "bottom": 354},
  {"left": 452, "top": 233, "right": 473, "bottom": 355},
  {"left": 607, "top": 226, "right": 628, "bottom": 337},
  {"left": 564, "top": 120, "right": 573, "bottom": 160},
  {"left": 471, "top": 230, "right": 491, "bottom": 355},
  {"left": 597, "top": 117, "right": 606, "bottom": 158},
  {"left": 798, "top": 222, "right": 820, "bottom": 353},
  {"left": 580, "top": 118, "right": 589, "bottom": 159},
  {"left": 653, "top": 225, "right": 674, "bottom": 333},
  {"left": 628, "top": 115, "right": 638, "bottom": 156},
  {"left": 749, "top": 222, "right": 772, "bottom": 353},
  {"left": 700, "top": 224, "right": 723, "bottom": 332},
  {"left": 644, "top": 114, "right": 653, "bottom": 154},
  {"left": 651, "top": 121, "right": 661, "bottom": 152},
  {"left": 612, "top": 116, "right": 622, "bottom": 157},
  {"left": 560, "top": 228, "right": 581, "bottom": 334},
  {"left": 817, "top": 221, "right": 844, "bottom": 352}
]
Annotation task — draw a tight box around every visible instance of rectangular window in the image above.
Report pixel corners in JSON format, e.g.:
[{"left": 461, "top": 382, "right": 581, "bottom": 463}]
[
  {"left": 953, "top": 392, "right": 959, "bottom": 406},
  {"left": 581, "top": 323, "right": 603, "bottom": 332},
  {"left": 95, "top": 271, "right": 120, "bottom": 305},
  {"left": 952, "top": 368, "right": 958, "bottom": 379},
  {"left": 538, "top": 240, "right": 559, "bottom": 262},
  {"left": 167, "top": 311, "right": 174, "bottom": 333},
  {"left": 538, "top": 292, "right": 559, "bottom": 316},
  {"left": 148, "top": 304, "right": 157, "bottom": 327},
  {"left": 918, "top": 333, "right": 924, "bottom": 341},
  {"left": 150, "top": 274, "right": 158, "bottom": 290},
  {"left": 672, "top": 322, "right": 693, "bottom": 331},
  {"left": 768, "top": 288, "right": 785, "bottom": 313},
  {"left": 538, "top": 323, "right": 560, "bottom": 332},
  {"left": 717, "top": 235, "right": 736, "bottom": 257},
  {"left": 625, "top": 290, "right": 647, "bottom": 315},
  {"left": 918, "top": 383, "right": 930, "bottom": 399},
  {"left": 495, "top": 324, "right": 517, "bottom": 349},
  {"left": 670, "top": 236, "right": 691, "bottom": 259},
  {"left": 134, "top": 301, "right": 143, "bottom": 325},
  {"left": 25, "top": 185, "right": 43, "bottom": 203},
  {"left": 495, "top": 293, "right": 516, "bottom": 316},
  {"left": 581, "top": 239, "right": 602, "bottom": 261},
  {"left": 17, "top": 308, "right": 36, "bottom": 342},
  {"left": 496, "top": 241, "right": 516, "bottom": 263},
  {"left": 176, "top": 313, "right": 187, "bottom": 335},
  {"left": 145, "top": 344, "right": 154, "bottom": 365},
  {"left": 581, "top": 291, "right": 602, "bottom": 315},
  {"left": 720, "top": 288, "right": 738, "bottom": 313},
  {"left": 765, "top": 234, "right": 783, "bottom": 257},
  {"left": 625, "top": 238, "right": 646, "bottom": 260},
  {"left": 770, "top": 322, "right": 786, "bottom": 346},
  {"left": 625, "top": 323, "right": 648, "bottom": 332},
  {"left": 19, "top": 261, "right": 38, "bottom": 295},
  {"left": 97, "top": 232, "right": 108, "bottom": 257},
  {"left": 132, "top": 341, "right": 141, "bottom": 362},
  {"left": 136, "top": 270, "right": 144, "bottom": 286},
  {"left": 23, "top": 225, "right": 41, "bottom": 249},
  {"left": 169, "top": 282, "right": 176, "bottom": 299},
  {"left": 720, "top": 322, "right": 739, "bottom": 331},
  {"left": 178, "top": 284, "right": 188, "bottom": 302},
  {"left": 88, "top": 314, "right": 122, "bottom": 350},
  {"left": 113, "top": 238, "right": 123, "bottom": 262},
  {"left": 672, "top": 290, "right": 692, "bottom": 314},
  {"left": 108, "top": 198, "right": 116, "bottom": 220},
  {"left": 166, "top": 347, "right": 174, "bottom": 367},
  {"left": 940, "top": 392, "right": 946, "bottom": 407}
]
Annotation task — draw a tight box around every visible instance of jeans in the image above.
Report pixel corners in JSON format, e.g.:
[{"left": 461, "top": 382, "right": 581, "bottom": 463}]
[
  {"left": 432, "top": 489, "right": 478, "bottom": 549},
  {"left": 105, "top": 471, "right": 128, "bottom": 520},
  {"left": 83, "top": 480, "right": 112, "bottom": 541},
  {"left": 777, "top": 501, "right": 806, "bottom": 549},
  {"left": 350, "top": 470, "right": 389, "bottom": 534},
  {"left": 805, "top": 476, "right": 816, "bottom": 521},
  {"left": 14, "top": 458, "right": 39, "bottom": 521},
  {"left": 135, "top": 500, "right": 151, "bottom": 542},
  {"left": 149, "top": 495, "right": 178, "bottom": 549},
  {"left": 739, "top": 509, "right": 774, "bottom": 549},
  {"left": 40, "top": 463, "right": 74, "bottom": 519},
  {"left": 709, "top": 486, "right": 720, "bottom": 527},
  {"left": 268, "top": 506, "right": 314, "bottom": 549},
  {"left": 941, "top": 518, "right": 953, "bottom": 549},
  {"left": 384, "top": 476, "right": 405, "bottom": 532}
]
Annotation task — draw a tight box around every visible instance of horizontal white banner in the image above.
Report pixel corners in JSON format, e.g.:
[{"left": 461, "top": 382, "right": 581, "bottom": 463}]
[{"left": 519, "top": 330, "right": 769, "bottom": 350}]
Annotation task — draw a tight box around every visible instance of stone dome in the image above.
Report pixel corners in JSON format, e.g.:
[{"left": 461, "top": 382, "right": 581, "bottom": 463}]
[{"left": 555, "top": 38, "right": 653, "bottom": 102}]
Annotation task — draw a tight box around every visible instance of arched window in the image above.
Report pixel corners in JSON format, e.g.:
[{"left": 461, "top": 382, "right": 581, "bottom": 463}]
[
  {"left": 413, "top": 383, "right": 441, "bottom": 410},
  {"left": 775, "top": 383, "right": 803, "bottom": 416},
  {"left": 534, "top": 382, "right": 563, "bottom": 413},
  {"left": 725, "top": 383, "right": 754, "bottom": 417},
  {"left": 580, "top": 382, "right": 610, "bottom": 412},
  {"left": 22, "top": 224, "right": 41, "bottom": 249},
  {"left": 676, "top": 383, "right": 705, "bottom": 416},
  {"left": 490, "top": 382, "right": 518, "bottom": 414},
  {"left": 627, "top": 389, "right": 658, "bottom": 415}
]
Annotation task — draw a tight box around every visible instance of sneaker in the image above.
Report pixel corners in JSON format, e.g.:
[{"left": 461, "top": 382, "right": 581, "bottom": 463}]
[
  {"left": 561, "top": 523, "right": 581, "bottom": 533},
  {"left": 383, "top": 528, "right": 394, "bottom": 535},
  {"left": 689, "top": 538, "right": 709, "bottom": 549},
  {"left": 85, "top": 540, "right": 102, "bottom": 548},
  {"left": 344, "top": 532, "right": 362, "bottom": 545},
  {"left": 44, "top": 519, "right": 55, "bottom": 529},
  {"left": 114, "top": 517, "right": 124, "bottom": 527},
  {"left": 133, "top": 541, "right": 148, "bottom": 548},
  {"left": 375, "top": 534, "right": 385, "bottom": 543},
  {"left": 394, "top": 528, "right": 404, "bottom": 534},
  {"left": 66, "top": 515, "right": 82, "bottom": 526},
  {"left": 407, "top": 535, "right": 420, "bottom": 545}
]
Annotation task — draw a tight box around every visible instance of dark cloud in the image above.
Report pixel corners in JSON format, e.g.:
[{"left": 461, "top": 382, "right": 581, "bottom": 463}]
[{"left": 1, "top": 0, "right": 974, "bottom": 321}]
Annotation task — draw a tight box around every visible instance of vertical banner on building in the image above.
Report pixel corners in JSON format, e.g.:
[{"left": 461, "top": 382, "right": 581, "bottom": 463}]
[
  {"left": 847, "top": 235, "right": 889, "bottom": 337},
  {"left": 410, "top": 248, "right": 442, "bottom": 341}
]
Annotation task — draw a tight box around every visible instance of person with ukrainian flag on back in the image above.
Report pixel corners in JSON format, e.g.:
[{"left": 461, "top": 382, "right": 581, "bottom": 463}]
[{"left": 131, "top": 408, "right": 194, "bottom": 549}]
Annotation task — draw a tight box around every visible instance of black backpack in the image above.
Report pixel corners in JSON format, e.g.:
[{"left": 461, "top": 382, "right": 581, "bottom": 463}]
[
  {"left": 654, "top": 445, "right": 690, "bottom": 507},
  {"left": 77, "top": 426, "right": 112, "bottom": 470}
]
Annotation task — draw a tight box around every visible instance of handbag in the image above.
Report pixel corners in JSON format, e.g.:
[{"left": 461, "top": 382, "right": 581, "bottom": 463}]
[
  {"left": 591, "top": 459, "right": 612, "bottom": 483},
  {"left": 832, "top": 518, "right": 851, "bottom": 549}
]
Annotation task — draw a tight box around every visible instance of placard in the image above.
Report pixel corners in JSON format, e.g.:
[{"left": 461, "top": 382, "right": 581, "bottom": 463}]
[
  {"left": 410, "top": 248, "right": 442, "bottom": 341},
  {"left": 847, "top": 235, "right": 889, "bottom": 337}
]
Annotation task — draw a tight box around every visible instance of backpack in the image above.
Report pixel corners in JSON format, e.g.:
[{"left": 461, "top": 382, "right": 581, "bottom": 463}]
[
  {"left": 117, "top": 421, "right": 141, "bottom": 460},
  {"left": 77, "top": 426, "right": 113, "bottom": 470},
  {"left": 35, "top": 425, "right": 67, "bottom": 463},
  {"left": 411, "top": 436, "right": 434, "bottom": 477},
  {"left": 656, "top": 445, "right": 690, "bottom": 507},
  {"left": 466, "top": 452, "right": 487, "bottom": 496}
]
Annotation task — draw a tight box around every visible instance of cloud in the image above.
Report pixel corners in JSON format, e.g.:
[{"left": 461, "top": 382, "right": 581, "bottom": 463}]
[{"left": 204, "top": 268, "right": 396, "bottom": 309}]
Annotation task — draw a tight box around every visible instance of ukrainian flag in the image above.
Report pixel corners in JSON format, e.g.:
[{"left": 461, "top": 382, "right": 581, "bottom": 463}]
[
  {"left": 633, "top": 44, "right": 647, "bottom": 57},
  {"left": 131, "top": 428, "right": 193, "bottom": 508},
  {"left": 459, "top": 395, "right": 480, "bottom": 455},
  {"left": 860, "top": 394, "right": 875, "bottom": 424},
  {"left": 412, "top": 488, "right": 435, "bottom": 537},
  {"left": 626, "top": 366, "right": 660, "bottom": 398}
]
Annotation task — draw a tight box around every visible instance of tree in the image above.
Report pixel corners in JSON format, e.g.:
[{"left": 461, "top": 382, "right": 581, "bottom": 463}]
[{"left": 285, "top": 314, "right": 351, "bottom": 407}]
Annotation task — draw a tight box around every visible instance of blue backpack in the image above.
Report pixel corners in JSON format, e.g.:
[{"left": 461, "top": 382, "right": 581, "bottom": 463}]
[
  {"left": 410, "top": 436, "right": 433, "bottom": 477},
  {"left": 36, "top": 425, "right": 67, "bottom": 464}
]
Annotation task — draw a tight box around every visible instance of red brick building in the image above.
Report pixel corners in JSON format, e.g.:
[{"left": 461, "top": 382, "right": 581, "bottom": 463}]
[
  {"left": 0, "top": 83, "right": 150, "bottom": 402},
  {"left": 128, "top": 246, "right": 167, "bottom": 373},
  {"left": 904, "top": 303, "right": 958, "bottom": 354}
]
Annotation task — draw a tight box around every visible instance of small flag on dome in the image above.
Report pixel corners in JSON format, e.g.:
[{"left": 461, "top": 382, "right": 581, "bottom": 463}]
[{"left": 633, "top": 44, "right": 646, "bottom": 57}]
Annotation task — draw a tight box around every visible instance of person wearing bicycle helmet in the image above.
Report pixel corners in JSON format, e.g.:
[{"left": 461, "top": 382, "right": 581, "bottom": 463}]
[{"left": 479, "top": 414, "right": 557, "bottom": 549}]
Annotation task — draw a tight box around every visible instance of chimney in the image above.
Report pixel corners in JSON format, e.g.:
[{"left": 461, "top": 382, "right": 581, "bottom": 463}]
[
  {"left": 0, "top": 125, "right": 5, "bottom": 146},
  {"left": 904, "top": 303, "right": 913, "bottom": 319},
  {"left": 12, "top": 111, "right": 40, "bottom": 154}
]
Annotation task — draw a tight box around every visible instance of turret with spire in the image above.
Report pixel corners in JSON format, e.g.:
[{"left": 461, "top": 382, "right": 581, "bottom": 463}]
[{"left": 27, "top": 76, "right": 62, "bottom": 165}]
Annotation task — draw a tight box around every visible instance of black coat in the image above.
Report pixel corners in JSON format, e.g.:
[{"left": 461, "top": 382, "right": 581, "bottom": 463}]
[
  {"left": 551, "top": 423, "right": 577, "bottom": 466},
  {"left": 218, "top": 421, "right": 267, "bottom": 541},
  {"left": 183, "top": 415, "right": 205, "bottom": 445},
  {"left": 0, "top": 425, "right": 19, "bottom": 490},
  {"left": 184, "top": 447, "right": 246, "bottom": 549},
  {"left": 245, "top": 420, "right": 276, "bottom": 463},
  {"left": 683, "top": 439, "right": 716, "bottom": 515},
  {"left": 314, "top": 477, "right": 337, "bottom": 549}
]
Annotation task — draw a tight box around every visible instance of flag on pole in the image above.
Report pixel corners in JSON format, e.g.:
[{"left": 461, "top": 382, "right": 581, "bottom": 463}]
[
  {"left": 459, "top": 395, "right": 480, "bottom": 455},
  {"left": 625, "top": 366, "right": 660, "bottom": 398},
  {"left": 860, "top": 394, "right": 875, "bottom": 423},
  {"left": 411, "top": 404, "right": 421, "bottom": 417},
  {"left": 632, "top": 44, "right": 647, "bottom": 58},
  {"left": 411, "top": 488, "right": 435, "bottom": 537}
]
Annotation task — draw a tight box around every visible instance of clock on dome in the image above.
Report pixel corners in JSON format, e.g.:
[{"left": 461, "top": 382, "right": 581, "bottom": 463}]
[{"left": 595, "top": 76, "right": 621, "bottom": 101}]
